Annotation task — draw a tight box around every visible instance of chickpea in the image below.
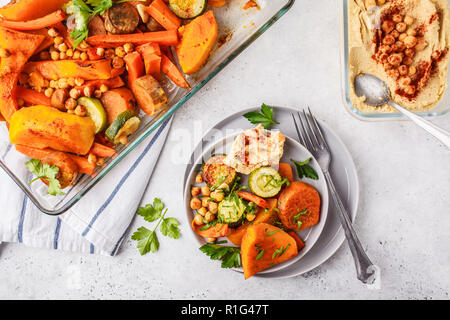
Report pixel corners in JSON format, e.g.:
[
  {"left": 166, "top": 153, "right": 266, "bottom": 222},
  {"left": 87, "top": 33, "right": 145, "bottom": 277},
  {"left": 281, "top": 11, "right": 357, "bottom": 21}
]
[
  {"left": 88, "top": 153, "right": 97, "bottom": 164},
  {"left": 193, "top": 213, "right": 203, "bottom": 226},
  {"left": 96, "top": 47, "right": 105, "bottom": 57},
  {"left": 65, "top": 98, "right": 77, "bottom": 110},
  {"left": 208, "top": 202, "right": 218, "bottom": 214},
  {"left": 94, "top": 90, "right": 102, "bottom": 98},
  {"left": 204, "top": 212, "right": 215, "bottom": 222},
  {"left": 66, "top": 49, "right": 74, "bottom": 57},
  {"left": 202, "top": 197, "right": 211, "bottom": 208},
  {"left": 392, "top": 14, "right": 403, "bottom": 23},
  {"left": 379, "top": 44, "right": 391, "bottom": 54},
  {"left": 393, "top": 41, "right": 406, "bottom": 52},
  {"left": 44, "top": 88, "right": 54, "bottom": 98},
  {"left": 112, "top": 56, "right": 124, "bottom": 69},
  {"left": 399, "top": 76, "right": 412, "bottom": 87},
  {"left": 381, "top": 20, "right": 395, "bottom": 33},
  {"left": 54, "top": 36, "right": 64, "bottom": 45},
  {"left": 387, "top": 68, "right": 400, "bottom": 80},
  {"left": 383, "top": 62, "right": 393, "bottom": 70},
  {"left": 409, "top": 66, "right": 417, "bottom": 75},
  {"left": 99, "top": 84, "right": 108, "bottom": 93},
  {"left": 390, "top": 30, "right": 400, "bottom": 39},
  {"left": 195, "top": 174, "right": 203, "bottom": 184},
  {"left": 73, "top": 50, "right": 81, "bottom": 60},
  {"left": 201, "top": 185, "right": 211, "bottom": 196},
  {"left": 80, "top": 52, "right": 88, "bottom": 61},
  {"left": 399, "top": 33, "right": 407, "bottom": 41},
  {"left": 51, "top": 51, "right": 60, "bottom": 61},
  {"left": 388, "top": 53, "right": 402, "bottom": 66},
  {"left": 379, "top": 53, "right": 389, "bottom": 62},
  {"left": 84, "top": 85, "right": 93, "bottom": 97},
  {"left": 396, "top": 22, "right": 407, "bottom": 33},
  {"left": 404, "top": 48, "right": 415, "bottom": 57},
  {"left": 404, "top": 85, "right": 416, "bottom": 95},
  {"left": 190, "top": 198, "right": 202, "bottom": 210},
  {"left": 398, "top": 65, "right": 408, "bottom": 75},
  {"left": 48, "top": 28, "right": 59, "bottom": 37},
  {"left": 383, "top": 34, "right": 396, "bottom": 45},
  {"left": 49, "top": 80, "right": 58, "bottom": 88},
  {"left": 105, "top": 48, "right": 115, "bottom": 59},
  {"left": 406, "top": 28, "right": 417, "bottom": 36},
  {"left": 97, "top": 158, "right": 105, "bottom": 166},
  {"left": 404, "top": 16, "right": 414, "bottom": 26},
  {"left": 58, "top": 43, "right": 68, "bottom": 52},
  {"left": 191, "top": 186, "right": 201, "bottom": 197},
  {"left": 404, "top": 36, "right": 418, "bottom": 48},
  {"left": 198, "top": 207, "right": 207, "bottom": 217},
  {"left": 403, "top": 56, "right": 413, "bottom": 65},
  {"left": 377, "top": 0, "right": 386, "bottom": 5},
  {"left": 123, "top": 43, "right": 134, "bottom": 54},
  {"left": 59, "top": 51, "right": 67, "bottom": 60},
  {"left": 210, "top": 190, "right": 224, "bottom": 202},
  {"left": 246, "top": 213, "right": 256, "bottom": 222},
  {"left": 74, "top": 77, "right": 85, "bottom": 86},
  {"left": 58, "top": 78, "right": 69, "bottom": 89},
  {"left": 115, "top": 47, "right": 126, "bottom": 58},
  {"left": 207, "top": 237, "right": 216, "bottom": 243},
  {"left": 75, "top": 105, "right": 87, "bottom": 117}
]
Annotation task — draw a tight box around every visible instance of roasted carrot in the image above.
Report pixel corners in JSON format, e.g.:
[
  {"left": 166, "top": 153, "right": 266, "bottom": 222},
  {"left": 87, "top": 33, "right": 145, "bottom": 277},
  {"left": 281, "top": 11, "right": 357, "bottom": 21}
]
[
  {"left": 15, "top": 145, "right": 96, "bottom": 175},
  {"left": 278, "top": 162, "right": 294, "bottom": 183},
  {"left": 74, "top": 77, "right": 125, "bottom": 92},
  {"left": 123, "top": 52, "right": 144, "bottom": 87},
  {"left": 287, "top": 231, "right": 305, "bottom": 251},
  {"left": 209, "top": 0, "right": 227, "bottom": 7},
  {"left": 24, "top": 60, "right": 114, "bottom": 80},
  {"left": 137, "top": 43, "right": 162, "bottom": 81},
  {"left": 86, "top": 30, "right": 178, "bottom": 47},
  {"left": 0, "top": 0, "right": 69, "bottom": 22},
  {"left": 90, "top": 142, "right": 116, "bottom": 158},
  {"left": 146, "top": 0, "right": 181, "bottom": 30},
  {"left": 191, "top": 220, "right": 229, "bottom": 238},
  {"left": 237, "top": 191, "right": 269, "bottom": 209},
  {"left": 0, "top": 10, "right": 66, "bottom": 31},
  {"left": 16, "top": 87, "right": 51, "bottom": 106},
  {"left": 161, "top": 54, "right": 189, "bottom": 88}
]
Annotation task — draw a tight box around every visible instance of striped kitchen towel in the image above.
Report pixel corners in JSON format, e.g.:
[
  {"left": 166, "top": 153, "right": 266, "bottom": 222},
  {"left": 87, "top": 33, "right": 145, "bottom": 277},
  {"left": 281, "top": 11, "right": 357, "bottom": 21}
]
[{"left": 0, "top": 117, "right": 172, "bottom": 256}]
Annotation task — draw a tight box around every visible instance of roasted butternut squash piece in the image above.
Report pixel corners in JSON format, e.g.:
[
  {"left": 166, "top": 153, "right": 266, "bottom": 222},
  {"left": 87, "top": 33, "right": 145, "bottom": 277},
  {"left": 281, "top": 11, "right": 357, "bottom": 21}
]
[
  {"left": 131, "top": 75, "right": 167, "bottom": 116},
  {"left": 175, "top": 11, "right": 218, "bottom": 74},
  {"left": 0, "top": 0, "right": 69, "bottom": 21},
  {"left": 0, "top": 27, "right": 44, "bottom": 121},
  {"left": 241, "top": 223, "right": 297, "bottom": 279},
  {"left": 23, "top": 59, "right": 114, "bottom": 80},
  {"left": 41, "top": 151, "right": 79, "bottom": 189},
  {"left": 9, "top": 106, "right": 96, "bottom": 155},
  {"left": 228, "top": 198, "right": 279, "bottom": 246}
]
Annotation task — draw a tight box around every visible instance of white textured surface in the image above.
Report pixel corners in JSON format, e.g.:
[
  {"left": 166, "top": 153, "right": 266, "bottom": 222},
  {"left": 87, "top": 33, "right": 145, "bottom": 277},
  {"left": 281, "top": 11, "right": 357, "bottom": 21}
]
[{"left": 1, "top": 0, "right": 450, "bottom": 299}]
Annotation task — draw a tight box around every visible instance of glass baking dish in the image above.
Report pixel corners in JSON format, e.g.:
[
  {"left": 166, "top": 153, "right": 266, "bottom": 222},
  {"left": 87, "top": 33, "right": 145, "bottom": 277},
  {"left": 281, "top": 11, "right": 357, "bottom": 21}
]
[
  {"left": 339, "top": 0, "right": 450, "bottom": 120},
  {"left": 0, "top": 0, "right": 295, "bottom": 215}
]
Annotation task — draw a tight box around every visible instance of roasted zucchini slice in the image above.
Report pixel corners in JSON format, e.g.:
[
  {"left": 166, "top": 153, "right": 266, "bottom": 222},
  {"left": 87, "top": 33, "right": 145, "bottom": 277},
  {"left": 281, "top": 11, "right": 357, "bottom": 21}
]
[{"left": 169, "top": 0, "right": 207, "bottom": 19}]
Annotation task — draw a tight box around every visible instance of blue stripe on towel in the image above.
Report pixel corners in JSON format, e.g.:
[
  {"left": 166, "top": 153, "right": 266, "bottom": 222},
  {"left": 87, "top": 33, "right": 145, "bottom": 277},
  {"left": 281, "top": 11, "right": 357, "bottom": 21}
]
[
  {"left": 110, "top": 225, "right": 130, "bottom": 256},
  {"left": 53, "top": 218, "right": 62, "bottom": 249},
  {"left": 17, "top": 194, "right": 27, "bottom": 243},
  {"left": 90, "top": 243, "right": 95, "bottom": 254},
  {"left": 2, "top": 143, "right": 12, "bottom": 160},
  {"left": 82, "top": 119, "right": 170, "bottom": 237}
]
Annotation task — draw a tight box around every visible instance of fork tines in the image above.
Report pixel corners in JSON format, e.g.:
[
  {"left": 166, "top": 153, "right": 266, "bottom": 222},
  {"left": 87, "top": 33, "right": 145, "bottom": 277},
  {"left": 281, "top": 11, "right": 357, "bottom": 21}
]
[{"left": 291, "top": 108, "right": 329, "bottom": 152}]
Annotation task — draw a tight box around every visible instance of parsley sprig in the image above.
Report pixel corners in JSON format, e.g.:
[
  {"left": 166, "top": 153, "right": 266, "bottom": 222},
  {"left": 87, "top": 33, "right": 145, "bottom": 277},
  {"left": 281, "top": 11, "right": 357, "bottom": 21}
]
[
  {"left": 243, "top": 103, "right": 279, "bottom": 129},
  {"left": 199, "top": 243, "right": 242, "bottom": 268},
  {"left": 64, "top": 0, "right": 144, "bottom": 48},
  {"left": 132, "top": 198, "right": 180, "bottom": 255},
  {"left": 26, "top": 159, "right": 65, "bottom": 196},
  {"left": 291, "top": 158, "right": 319, "bottom": 180}
]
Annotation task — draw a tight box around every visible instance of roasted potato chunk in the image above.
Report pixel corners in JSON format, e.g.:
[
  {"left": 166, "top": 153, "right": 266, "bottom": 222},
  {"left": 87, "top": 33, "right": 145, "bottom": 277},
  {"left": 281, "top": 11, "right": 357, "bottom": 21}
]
[{"left": 201, "top": 155, "right": 236, "bottom": 188}]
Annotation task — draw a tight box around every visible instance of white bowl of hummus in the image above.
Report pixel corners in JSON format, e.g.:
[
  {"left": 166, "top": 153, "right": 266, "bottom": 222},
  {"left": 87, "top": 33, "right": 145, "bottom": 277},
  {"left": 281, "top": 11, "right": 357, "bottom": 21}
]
[{"left": 340, "top": 0, "right": 450, "bottom": 119}]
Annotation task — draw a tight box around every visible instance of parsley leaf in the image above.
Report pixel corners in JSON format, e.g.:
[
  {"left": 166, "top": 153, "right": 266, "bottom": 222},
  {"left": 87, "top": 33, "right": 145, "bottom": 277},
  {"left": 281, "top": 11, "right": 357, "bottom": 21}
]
[
  {"left": 291, "top": 158, "right": 319, "bottom": 180},
  {"left": 199, "top": 244, "right": 242, "bottom": 268},
  {"left": 243, "top": 103, "right": 279, "bottom": 129},
  {"left": 132, "top": 198, "right": 180, "bottom": 255},
  {"left": 25, "top": 159, "right": 65, "bottom": 196},
  {"left": 160, "top": 217, "right": 180, "bottom": 239}
]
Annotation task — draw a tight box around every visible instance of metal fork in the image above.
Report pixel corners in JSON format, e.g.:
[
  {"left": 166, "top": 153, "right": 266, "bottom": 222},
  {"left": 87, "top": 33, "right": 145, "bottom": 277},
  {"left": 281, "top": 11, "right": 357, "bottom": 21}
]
[{"left": 292, "top": 108, "right": 378, "bottom": 284}]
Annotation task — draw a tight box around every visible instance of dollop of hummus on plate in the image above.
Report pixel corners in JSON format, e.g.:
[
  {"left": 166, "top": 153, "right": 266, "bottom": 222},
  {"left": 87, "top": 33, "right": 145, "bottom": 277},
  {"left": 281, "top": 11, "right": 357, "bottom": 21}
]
[{"left": 348, "top": 0, "right": 450, "bottom": 112}]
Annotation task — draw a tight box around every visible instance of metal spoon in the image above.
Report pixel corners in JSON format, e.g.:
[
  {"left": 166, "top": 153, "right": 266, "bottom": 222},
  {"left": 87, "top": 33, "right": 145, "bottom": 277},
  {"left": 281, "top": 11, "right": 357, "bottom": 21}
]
[{"left": 354, "top": 73, "right": 450, "bottom": 149}]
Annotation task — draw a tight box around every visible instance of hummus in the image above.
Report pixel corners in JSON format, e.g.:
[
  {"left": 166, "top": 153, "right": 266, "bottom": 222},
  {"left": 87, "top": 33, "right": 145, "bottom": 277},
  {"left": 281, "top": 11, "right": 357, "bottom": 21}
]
[{"left": 348, "top": 0, "right": 450, "bottom": 112}]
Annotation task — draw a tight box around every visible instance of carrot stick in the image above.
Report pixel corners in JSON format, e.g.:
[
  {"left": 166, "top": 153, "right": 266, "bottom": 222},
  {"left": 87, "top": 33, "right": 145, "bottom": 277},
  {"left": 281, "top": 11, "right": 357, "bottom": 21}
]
[
  {"left": 288, "top": 231, "right": 305, "bottom": 251},
  {"left": 237, "top": 191, "right": 269, "bottom": 209},
  {"left": 74, "top": 77, "right": 125, "bottom": 92},
  {"left": 16, "top": 87, "right": 51, "bottom": 106},
  {"left": 161, "top": 54, "right": 189, "bottom": 88},
  {"left": 137, "top": 43, "right": 162, "bottom": 81},
  {"left": 15, "top": 144, "right": 96, "bottom": 175},
  {"left": 86, "top": 30, "right": 178, "bottom": 47},
  {"left": 90, "top": 142, "right": 116, "bottom": 158},
  {"left": 146, "top": 0, "right": 181, "bottom": 30},
  {"left": 123, "top": 52, "right": 144, "bottom": 87},
  {"left": 0, "top": 10, "right": 66, "bottom": 31}
]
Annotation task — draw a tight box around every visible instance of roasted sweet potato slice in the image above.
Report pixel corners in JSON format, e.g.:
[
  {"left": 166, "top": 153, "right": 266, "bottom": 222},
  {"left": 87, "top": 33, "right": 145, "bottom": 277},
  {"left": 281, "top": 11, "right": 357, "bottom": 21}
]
[
  {"left": 130, "top": 75, "right": 167, "bottom": 116},
  {"left": 277, "top": 181, "right": 321, "bottom": 231},
  {"left": 41, "top": 151, "right": 79, "bottom": 189},
  {"left": 241, "top": 223, "right": 297, "bottom": 279},
  {"left": 100, "top": 88, "right": 136, "bottom": 125}
]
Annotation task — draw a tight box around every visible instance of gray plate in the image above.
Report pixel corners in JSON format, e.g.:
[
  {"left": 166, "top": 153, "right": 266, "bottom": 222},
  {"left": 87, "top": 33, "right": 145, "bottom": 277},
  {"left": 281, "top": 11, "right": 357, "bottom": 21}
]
[{"left": 183, "top": 106, "right": 359, "bottom": 279}]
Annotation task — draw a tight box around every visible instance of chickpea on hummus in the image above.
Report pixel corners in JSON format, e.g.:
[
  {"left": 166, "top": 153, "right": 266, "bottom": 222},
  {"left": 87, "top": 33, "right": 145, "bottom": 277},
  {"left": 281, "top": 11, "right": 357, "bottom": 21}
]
[{"left": 348, "top": 0, "right": 450, "bottom": 112}]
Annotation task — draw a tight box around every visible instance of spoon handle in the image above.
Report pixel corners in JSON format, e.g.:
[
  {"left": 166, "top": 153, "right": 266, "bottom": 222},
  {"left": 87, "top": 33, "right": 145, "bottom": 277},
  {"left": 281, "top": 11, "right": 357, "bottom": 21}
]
[{"left": 389, "top": 101, "right": 450, "bottom": 149}]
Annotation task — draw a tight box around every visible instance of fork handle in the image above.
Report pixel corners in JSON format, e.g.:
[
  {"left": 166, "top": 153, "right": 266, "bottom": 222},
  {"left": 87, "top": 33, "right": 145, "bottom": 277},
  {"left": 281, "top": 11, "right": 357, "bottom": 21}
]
[{"left": 324, "top": 171, "right": 377, "bottom": 284}]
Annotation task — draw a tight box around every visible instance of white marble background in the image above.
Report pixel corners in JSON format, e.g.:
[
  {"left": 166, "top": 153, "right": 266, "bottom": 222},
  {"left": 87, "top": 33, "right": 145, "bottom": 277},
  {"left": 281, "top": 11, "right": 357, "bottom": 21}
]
[{"left": 1, "top": 0, "right": 449, "bottom": 299}]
